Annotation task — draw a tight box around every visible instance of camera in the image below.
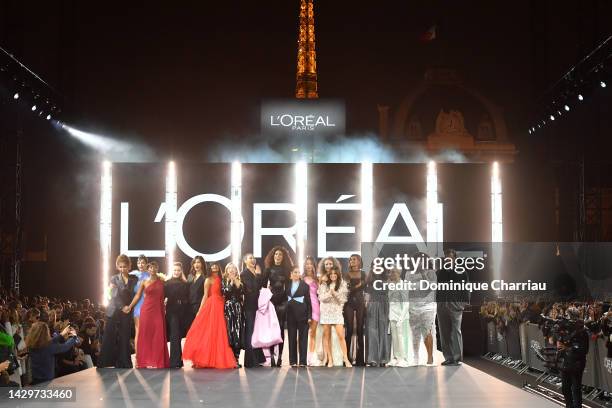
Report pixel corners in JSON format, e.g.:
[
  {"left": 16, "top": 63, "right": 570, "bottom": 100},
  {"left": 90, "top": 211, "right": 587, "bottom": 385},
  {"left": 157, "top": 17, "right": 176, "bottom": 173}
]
[{"left": 537, "top": 315, "right": 587, "bottom": 373}]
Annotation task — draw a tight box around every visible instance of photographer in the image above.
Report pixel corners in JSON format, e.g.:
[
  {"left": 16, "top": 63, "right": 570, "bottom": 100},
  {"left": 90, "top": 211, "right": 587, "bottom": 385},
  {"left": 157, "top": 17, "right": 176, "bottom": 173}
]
[
  {"left": 556, "top": 310, "right": 589, "bottom": 408},
  {"left": 25, "top": 322, "right": 80, "bottom": 385}
]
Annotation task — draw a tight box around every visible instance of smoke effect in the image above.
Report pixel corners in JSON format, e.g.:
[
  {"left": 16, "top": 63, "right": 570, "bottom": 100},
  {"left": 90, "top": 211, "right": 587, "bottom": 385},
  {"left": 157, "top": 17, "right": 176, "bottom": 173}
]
[
  {"left": 61, "top": 124, "right": 158, "bottom": 162},
  {"left": 206, "top": 132, "right": 468, "bottom": 164}
]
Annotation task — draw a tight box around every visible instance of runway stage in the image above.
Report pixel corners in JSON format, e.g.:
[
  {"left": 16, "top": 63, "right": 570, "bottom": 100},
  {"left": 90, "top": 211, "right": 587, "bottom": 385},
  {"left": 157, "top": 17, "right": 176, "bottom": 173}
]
[{"left": 3, "top": 363, "right": 558, "bottom": 408}]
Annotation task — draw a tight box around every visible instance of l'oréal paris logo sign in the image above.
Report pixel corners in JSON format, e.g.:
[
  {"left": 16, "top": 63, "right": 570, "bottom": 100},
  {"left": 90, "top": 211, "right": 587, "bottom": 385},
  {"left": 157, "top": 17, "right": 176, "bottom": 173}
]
[
  {"left": 261, "top": 99, "right": 345, "bottom": 137},
  {"left": 270, "top": 114, "right": 335, "bottom": 131}
]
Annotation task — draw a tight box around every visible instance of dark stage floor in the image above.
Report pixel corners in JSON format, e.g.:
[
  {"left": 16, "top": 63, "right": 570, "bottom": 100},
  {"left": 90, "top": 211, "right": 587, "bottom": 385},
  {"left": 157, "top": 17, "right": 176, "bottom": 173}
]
[{"left": 1, "top": 362, "right": 559, "bottom": 408}]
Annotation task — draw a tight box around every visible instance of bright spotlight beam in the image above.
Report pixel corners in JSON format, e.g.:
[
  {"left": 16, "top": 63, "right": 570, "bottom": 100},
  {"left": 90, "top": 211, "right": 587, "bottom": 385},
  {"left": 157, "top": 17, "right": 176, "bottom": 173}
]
[
  {"left": 426, "top": 161, "right": 443, "bottom": 255},
  {"left": 361, "top": 161, "right": 373, "bottom": 244},
  {"left": 100, "top": 161, "right": 112, "bottom": 307},
  {"left": 231, "top": 161, "right": 242, "bottom": 266},
  {"left": 61, "top": 124, "right": 143, "bottom": 160},
  {"left": 491, "top": 162, "right": 503, "bottom": 243},
  {"left": 295, "top": 162, "right": 308, "bottom": 273},
  {"left": 165, "top": 161, "right": 177, "bottom": 277}
]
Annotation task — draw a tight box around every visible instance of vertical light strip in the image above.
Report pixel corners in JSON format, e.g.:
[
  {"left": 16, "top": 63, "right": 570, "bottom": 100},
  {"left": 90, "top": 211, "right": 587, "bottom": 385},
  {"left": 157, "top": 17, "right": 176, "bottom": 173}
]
[
  {"left": 100, "top": 161, "right": 112, "bottom": 307},
  {"left": 231, "top": 161, "right": 242, "bottom": 267},
  {"left": 426, "top": 161, "right": 439, "bottom": 246},
  {"left": 361, "top": 161, "right": 373, "bottom": 244},
  {"left": 295, "top": 162, "right": 308, "bottom": 273},
  {"left": 165, "top": 161, "right": 177, "bottom": 276},
  {"left": 436, "top": 203, "right": 444, "bottom": 256},
  {"left": 491, "top": 162, "right": 503, "bottom": 243}
]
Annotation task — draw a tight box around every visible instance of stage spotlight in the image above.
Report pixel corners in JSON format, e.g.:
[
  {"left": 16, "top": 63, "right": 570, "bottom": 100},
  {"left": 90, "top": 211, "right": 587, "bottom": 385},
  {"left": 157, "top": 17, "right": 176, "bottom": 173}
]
[
  {"left": 165, "top": 161, "right": 177, "bottom": 276},
  {"left": 549, "top": 115, "right": 555, "bottom": 121},
  {"left": 528, "top": 129, "right": 532, "bottom": 134},
  {"left": 578, "top": 94, "right": 584, "bottom": 101},
  {"left": 564, "top": 104, "right": 570, "bottom": 111},
  {"left": 13, "top": 93, "right": 19, "bottom": 99},
  {"left": 100, "top": 160, "right": 113, "bottom": 307},
  {"left": 538, "top": 124, "right": 541, "bottom": 128},
  {"left": 295, "top": 161, "right": 307, "bottom": 272},
  {"left": 31, "top": 105, "right": 37, "bottom": 111},
  {"left": 361, "top": 161, "right": 373, "bottom": 243},
  {"left": 601, "top": 81, "right": 607, "bottom": 88},
  {"left": 231, "top": 161, "right": 243, "bottom": 267},
  {"left": 46, "top": 114, "right": 51, "bottom": 120}
]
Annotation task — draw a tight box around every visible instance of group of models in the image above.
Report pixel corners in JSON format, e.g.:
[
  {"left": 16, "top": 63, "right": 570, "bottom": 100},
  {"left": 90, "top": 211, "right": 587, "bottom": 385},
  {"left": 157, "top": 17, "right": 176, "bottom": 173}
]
[{"left": 98, "top": 246, "right": 440, "bottom": 369}]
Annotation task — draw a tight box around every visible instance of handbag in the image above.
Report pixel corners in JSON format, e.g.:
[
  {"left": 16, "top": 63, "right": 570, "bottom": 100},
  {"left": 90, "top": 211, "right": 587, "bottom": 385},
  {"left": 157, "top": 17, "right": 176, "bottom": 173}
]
[{"left": 251, "top": 288, "right": 283, "bottom": 349}]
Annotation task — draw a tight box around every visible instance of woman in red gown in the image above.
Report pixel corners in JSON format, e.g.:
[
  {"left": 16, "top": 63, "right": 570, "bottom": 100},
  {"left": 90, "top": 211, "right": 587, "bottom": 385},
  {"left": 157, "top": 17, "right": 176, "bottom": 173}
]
[
  {"left": 124, "top": 261, "right": 169, "bottom": 368},
  {"left": 183, "top": 262, "right": 237, "bottom": 369}
]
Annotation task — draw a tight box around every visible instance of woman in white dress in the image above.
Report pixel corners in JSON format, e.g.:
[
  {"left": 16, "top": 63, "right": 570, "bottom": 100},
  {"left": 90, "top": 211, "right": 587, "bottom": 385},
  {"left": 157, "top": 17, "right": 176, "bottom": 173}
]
[
  {"left": 318, "top": 267, "right": 352, "bottom": 367},
  {"left": 406, "top": 254, "right": 437, "bottom": 365}
]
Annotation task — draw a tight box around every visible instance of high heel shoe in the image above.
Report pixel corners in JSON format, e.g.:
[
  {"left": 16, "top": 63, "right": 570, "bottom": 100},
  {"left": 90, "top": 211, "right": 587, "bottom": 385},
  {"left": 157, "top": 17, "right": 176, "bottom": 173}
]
[{"left": 344, "top": 359, "right": 353, "bottom": 368}]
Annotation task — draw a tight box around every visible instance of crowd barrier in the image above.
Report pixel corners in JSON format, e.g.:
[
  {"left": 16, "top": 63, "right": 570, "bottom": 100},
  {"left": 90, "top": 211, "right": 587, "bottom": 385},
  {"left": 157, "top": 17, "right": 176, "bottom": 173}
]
[{"left": 485, "top": 321, "right": 612, "bottom": 392}]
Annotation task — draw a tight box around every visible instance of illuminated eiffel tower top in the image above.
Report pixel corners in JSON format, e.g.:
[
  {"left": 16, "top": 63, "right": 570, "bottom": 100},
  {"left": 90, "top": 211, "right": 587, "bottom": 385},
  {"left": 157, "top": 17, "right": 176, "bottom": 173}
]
[{"left": 295, "top": 0, "right": 318, "bottom": 99}]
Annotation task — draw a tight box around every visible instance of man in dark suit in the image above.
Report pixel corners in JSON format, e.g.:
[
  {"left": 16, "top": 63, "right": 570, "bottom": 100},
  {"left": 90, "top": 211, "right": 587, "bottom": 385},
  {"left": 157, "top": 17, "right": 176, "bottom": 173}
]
[
  {"left": 436, "top": 248, "right": 470, "bottom": 366},
  {"left": 286, "top": 267, "right": 312, "bottom": 367}
]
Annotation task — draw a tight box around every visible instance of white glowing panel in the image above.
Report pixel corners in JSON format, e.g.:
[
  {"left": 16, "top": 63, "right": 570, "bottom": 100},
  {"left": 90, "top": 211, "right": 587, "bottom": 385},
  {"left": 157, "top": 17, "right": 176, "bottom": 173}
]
[
  {"left": 491, "top": 162, "right": 503, "bottom": 242},
  {"left": 295, "top": 162, "right": 308, "bottom": 273},
  {"left": 100, "top": 161, "right": 112, "bottom": 306},
  {"left": 165, "top": 161, "right": 177, "bottom": 276},
  {"left": 361, "top": 161, "right": 373, "bottom": 243},
  {"left": 426, "top": 161, "right": 439, "bottom": 247},
  {"left": 231, "top": 162, "right": 242, "bottom": 266}
]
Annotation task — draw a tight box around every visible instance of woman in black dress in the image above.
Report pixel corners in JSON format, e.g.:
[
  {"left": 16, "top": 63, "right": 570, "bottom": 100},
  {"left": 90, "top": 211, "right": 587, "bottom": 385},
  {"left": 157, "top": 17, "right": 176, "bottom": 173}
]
[
  {"left": 344, "top": 254, "right": 366, "bottom": 366},
  {"left": 240, "top": 253, "right": 266, "bottom": 368},
  {"left": 262, "top": 245, "right": 294, "bottom": 367},
  {"left": 222, "top": 262, "right": 245, "bottom": 367},
  {"left": 186, "top": 256, "right": 208, "bottom": 331}
]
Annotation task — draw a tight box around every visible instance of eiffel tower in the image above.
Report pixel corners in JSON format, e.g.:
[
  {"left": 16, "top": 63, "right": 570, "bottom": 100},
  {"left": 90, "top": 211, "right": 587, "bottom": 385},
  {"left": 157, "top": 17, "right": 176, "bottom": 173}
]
[{"left": 295, "top": 0, "right": 318, "bottom": 99}]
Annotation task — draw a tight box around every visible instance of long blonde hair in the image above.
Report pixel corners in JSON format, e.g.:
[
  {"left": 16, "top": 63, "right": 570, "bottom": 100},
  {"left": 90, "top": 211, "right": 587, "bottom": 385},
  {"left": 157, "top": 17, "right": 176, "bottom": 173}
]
[
  {"left": 223, "top": 262, "right": 241, "bottom": 284},
  {"left": 25, "top": 321, "right": 51, "bottom": 350}
]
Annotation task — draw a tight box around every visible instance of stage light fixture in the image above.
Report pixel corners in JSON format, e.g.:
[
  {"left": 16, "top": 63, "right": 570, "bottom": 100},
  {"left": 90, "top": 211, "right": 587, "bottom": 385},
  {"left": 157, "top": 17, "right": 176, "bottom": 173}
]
[
  {"left": 578, "top": 94, "right": 584, "bottom": 101},
  {"left": 564, "top": 104, "right": 570, "bottom": 111},
  {"left": 13, "top": 93, "right": 18, "bottom": 99},
  {"left": 491, "top": 161, "right": 503, "bottom": 243},
  {"left": 549, "top": 115, "right": 555, "bottom": 121},
  {"left": 100, "top": 161, "right": 112, "bottom": 307},
  {"left": 295, "top": 161, "right": 308, "bottom": 272},
  {"left": 601, "top": 81, "right": 607, "bottom": 88},
  {"left": 361, "top": 161, "right": 373, "bottom": 244},
  {"left": 165, "top": 161, "right": 177, "bottom": 276},
  {"left": 46, "top": 114, "right": 51, "bottom": 120},
  {"left": 231, "top": 161, "right": 243, "bottom": 267},
  {"left": 31, "top": 105, "right": 37, "bottom": 111}
]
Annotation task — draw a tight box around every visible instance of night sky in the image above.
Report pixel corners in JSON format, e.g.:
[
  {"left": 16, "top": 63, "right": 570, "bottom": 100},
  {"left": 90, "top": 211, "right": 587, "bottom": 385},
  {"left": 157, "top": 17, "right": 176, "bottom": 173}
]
[{"left": 1, "top": 1, "right": 611, "bottom": 299}]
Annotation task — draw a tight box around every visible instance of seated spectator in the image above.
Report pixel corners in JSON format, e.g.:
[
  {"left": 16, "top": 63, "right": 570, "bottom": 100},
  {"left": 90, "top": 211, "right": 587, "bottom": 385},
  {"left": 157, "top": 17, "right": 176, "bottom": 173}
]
[{"left": 79, "top": 323, "right": 100, "bottom": 367}]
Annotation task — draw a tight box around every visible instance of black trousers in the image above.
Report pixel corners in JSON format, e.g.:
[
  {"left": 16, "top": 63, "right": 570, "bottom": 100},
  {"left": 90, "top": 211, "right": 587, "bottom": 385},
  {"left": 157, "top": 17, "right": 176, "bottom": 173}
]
[
  {"left": 561, "top": 366, "right": 584, "bottom": 408},
  {"left": 99, "top": 310, "right": 133, "bottom": 368},
  {"left": 166, "top": 308, "right": 184, "bottom": 368},
  {"left": 287, "top": 316, "right": 308, "bottom": 365},
  {"left": 243, "top": 308, "right": 265, "bottom": 368},
  {"left": 270, "top": 301, "right": 287, "bottom": 365},
  {"left": 344, "top": 300, "right": 365, "bottom": 365}
]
